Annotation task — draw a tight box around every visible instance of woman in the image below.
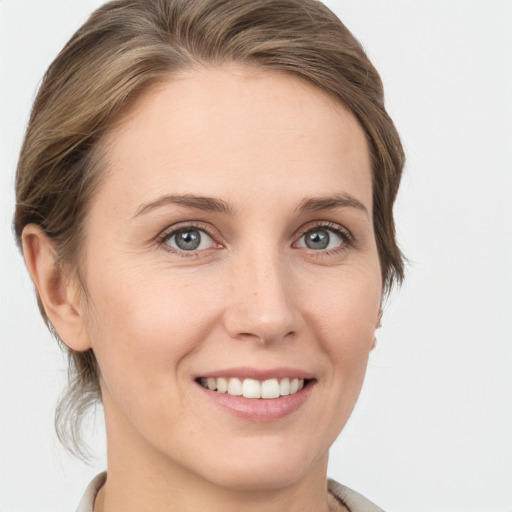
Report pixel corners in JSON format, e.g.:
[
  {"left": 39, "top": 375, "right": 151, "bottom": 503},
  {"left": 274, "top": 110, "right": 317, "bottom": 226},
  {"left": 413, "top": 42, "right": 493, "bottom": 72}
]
[{"left": 14, "top": 0, "right": 404, "bottom": 510}]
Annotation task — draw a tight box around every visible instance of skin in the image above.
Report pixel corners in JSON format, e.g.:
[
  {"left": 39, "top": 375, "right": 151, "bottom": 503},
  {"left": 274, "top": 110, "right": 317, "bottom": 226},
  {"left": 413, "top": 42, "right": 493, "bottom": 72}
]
[{"left": 23, "top": 65, "right": 382, "bottom": 512}]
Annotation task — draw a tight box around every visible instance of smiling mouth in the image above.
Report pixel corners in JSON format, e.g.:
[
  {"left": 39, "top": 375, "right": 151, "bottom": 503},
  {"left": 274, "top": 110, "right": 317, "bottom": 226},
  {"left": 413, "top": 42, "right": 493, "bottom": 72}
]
[{"left": 197, "top": 377, "right": 311, "bottom": 399}]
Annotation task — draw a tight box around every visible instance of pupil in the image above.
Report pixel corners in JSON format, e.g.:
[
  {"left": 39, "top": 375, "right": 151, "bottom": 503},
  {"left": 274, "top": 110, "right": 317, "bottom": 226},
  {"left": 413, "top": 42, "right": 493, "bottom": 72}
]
[
  {"left": 176, "top": 230, "right": 201, "bottom": 250},
  {"left": 306, "top": 229, "right": 329, "bottom": 250}
]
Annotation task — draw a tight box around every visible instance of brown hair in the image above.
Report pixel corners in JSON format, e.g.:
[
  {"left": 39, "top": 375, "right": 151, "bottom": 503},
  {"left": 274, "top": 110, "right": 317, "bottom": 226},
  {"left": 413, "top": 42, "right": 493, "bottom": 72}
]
[{"left": 14, "top": 0, "right": 405, "bottom": 457}]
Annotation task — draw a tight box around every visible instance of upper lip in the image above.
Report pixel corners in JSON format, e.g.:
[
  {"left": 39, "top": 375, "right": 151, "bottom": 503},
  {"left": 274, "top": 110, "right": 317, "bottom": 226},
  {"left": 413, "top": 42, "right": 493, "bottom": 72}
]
[{"left": 197, "top": 367, "right": 314, "bottom": 381}]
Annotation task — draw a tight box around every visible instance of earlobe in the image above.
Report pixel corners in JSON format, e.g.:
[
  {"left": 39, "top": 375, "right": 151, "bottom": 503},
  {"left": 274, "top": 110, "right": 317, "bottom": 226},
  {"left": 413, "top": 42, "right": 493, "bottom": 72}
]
[
  {"left": 371, "top": 308, "right": 383, "bottom": 351},
  {"left": 21, "top": 224, "right": 92, "bottom": 352}
]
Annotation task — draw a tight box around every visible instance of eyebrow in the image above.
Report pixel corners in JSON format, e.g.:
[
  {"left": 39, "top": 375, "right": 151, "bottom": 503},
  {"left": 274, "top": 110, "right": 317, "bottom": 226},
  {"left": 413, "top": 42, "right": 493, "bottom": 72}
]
[
  {"left": 133, "top": 192, "right": 369, "bottom": 219},
  {"left": 133, "top": 194, "right": 234, "bottom": 218},
  {"left": 297, "top": 193, "right": 370, "bottom": 218}
]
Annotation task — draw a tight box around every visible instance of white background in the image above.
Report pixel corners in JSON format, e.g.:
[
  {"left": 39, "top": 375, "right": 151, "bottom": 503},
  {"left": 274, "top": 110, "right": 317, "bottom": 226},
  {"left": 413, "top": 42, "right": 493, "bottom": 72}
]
[{"left": 1, "top": 1, "right": 511, "bottom": 511}]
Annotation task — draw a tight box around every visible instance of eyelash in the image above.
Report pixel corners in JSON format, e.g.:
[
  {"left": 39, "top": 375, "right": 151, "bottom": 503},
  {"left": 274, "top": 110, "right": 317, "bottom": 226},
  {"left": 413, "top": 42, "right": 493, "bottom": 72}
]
[
  {"left": 295, "top": 221, "right": 354, "bottom": 256},
  {"left": 157, "top": 222, "right": 217, "bottom": 258},
  {"left": 156, "top": 221, "right": 354, "bottom": 258}
]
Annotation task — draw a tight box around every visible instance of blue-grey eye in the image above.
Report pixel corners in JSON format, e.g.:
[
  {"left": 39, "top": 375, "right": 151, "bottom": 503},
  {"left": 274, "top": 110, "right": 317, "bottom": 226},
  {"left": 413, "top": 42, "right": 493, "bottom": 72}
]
[
  {"left": 165, "top": 228, "right": 213, "bottom": 251},
  {"left": 297, "top": 227, "right": 343, "bottom": 250}
]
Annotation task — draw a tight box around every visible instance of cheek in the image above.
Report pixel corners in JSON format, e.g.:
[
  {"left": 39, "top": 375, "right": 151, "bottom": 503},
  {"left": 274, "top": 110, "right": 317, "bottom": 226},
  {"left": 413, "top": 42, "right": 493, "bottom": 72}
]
[
  {"left": 82, "top": 263, "right": 220, "bottom": 393},
  {"left": 80, "top": 266, "right": 228, "bottom": 444},
  {"left": 310, "top": 263, "right": 381, "bottom": 329},
  {"left": 305, "top": 264, "right": 381, "bottom": 377}
]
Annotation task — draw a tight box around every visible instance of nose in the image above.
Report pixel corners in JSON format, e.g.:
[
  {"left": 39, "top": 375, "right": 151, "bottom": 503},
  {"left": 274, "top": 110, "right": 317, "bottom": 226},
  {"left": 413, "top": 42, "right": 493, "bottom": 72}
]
[{"left": 223, "top": 247, "right": 302, "bottom": 345}]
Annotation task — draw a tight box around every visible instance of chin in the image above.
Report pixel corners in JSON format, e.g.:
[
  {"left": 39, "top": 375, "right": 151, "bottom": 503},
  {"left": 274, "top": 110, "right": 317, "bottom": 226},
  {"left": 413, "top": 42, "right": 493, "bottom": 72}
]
[
  {"left": 190, "top": 438, "right": 330, "bottom": 492},
  {"left": 206, "top": 463, "right": 316, "bottom": 492}
]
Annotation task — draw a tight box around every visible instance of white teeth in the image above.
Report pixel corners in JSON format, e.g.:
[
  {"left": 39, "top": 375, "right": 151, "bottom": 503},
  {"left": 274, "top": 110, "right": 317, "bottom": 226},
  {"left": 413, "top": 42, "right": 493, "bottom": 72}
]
[
  {"left": 261, "top": 379, "right": 280, "bottom": 399},
  {"left": 242, "top": 378, "right": 261, "bottom": 398},
  {"left": 199, "top": 376, "right": 306, "bottom": 399},
  {"left": 279, "top": 378, "right": 290, "bottom": 396},
  {"left": 227, "top": 377, "right": 242, "bottom": 396},
  {"left": 217, "top": 377, "right": 228, "bottom": 393}
]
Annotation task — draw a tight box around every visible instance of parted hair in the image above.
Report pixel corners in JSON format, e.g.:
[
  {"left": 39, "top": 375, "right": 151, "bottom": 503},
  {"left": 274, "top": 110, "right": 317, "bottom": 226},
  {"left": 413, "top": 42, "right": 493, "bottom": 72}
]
[{"left": 14, "top": 0, "right": 405, "bottom": 457}]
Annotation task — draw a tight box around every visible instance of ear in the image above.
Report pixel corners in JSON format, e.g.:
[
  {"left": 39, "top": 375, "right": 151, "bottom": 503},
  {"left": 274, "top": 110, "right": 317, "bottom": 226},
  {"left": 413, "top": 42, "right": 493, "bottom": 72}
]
[{"left": 22, "top": 224, "right": 92, "bottom": 352}]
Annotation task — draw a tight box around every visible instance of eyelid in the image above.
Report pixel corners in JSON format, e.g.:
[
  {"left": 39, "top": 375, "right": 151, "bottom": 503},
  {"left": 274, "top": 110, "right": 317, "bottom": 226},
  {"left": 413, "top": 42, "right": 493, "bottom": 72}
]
[
  {"left": 156, "top": 222, "right": 222, "bottom": 256},
  {"left": 155, "top": 219, "right": 355, "bottom": 257},
  {"left": 292, "top": 221, "right": 355, "bottom": 251}
]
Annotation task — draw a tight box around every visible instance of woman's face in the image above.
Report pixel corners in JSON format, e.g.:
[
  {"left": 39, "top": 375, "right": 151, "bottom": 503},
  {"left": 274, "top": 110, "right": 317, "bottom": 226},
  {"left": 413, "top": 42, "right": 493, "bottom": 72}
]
[{"left": 79, "top": 66, "right": 382, "bottom": 490}]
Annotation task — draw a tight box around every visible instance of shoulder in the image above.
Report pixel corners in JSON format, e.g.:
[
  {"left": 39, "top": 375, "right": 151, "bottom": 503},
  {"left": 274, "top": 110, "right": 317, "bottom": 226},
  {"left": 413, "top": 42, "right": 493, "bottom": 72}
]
[
  {"left": 76, "top": 472, "right": 106, "bottom": 512},
  {"left": 328, "top": 478, "right": 386, "bottom": 512}
]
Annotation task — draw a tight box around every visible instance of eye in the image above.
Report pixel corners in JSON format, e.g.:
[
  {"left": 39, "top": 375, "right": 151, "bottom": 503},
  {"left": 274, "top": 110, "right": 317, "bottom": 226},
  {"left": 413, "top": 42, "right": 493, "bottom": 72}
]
[
  {"left": 295, "top": 225, "right": 347, "bottom": 251},
  {"left": 163, "top": 227, "right": 214, "bottom": 252}
]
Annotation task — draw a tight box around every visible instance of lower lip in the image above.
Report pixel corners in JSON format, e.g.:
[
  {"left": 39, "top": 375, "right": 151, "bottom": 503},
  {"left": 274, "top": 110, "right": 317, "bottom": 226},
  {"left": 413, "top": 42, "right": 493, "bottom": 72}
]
[{"left": 196, "top": 381, "right": 314, "bottom": 421}]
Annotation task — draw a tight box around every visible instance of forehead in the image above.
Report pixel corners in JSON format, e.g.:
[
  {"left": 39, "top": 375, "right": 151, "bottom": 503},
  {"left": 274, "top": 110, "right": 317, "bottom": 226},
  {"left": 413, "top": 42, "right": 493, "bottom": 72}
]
[{"left": 96, "top": 65, "right": 372, "bottom": 215}]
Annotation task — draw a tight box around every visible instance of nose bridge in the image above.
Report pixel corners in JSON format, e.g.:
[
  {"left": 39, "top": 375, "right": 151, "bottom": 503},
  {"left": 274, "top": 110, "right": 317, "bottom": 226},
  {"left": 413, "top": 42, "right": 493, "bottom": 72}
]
[{"left": 224, "top": 241, "right": 300, "bottom": 343}]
